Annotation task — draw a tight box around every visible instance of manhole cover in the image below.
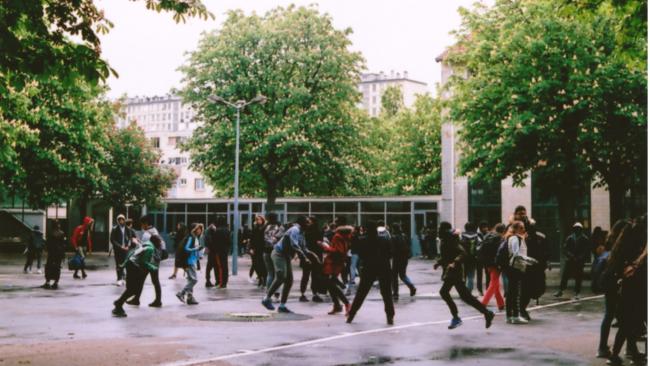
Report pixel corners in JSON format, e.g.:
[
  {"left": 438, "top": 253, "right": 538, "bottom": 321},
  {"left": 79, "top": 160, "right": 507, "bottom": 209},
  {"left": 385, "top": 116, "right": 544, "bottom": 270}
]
[{"left": 187, "top": 312, "right": 312, "bottom": 322}]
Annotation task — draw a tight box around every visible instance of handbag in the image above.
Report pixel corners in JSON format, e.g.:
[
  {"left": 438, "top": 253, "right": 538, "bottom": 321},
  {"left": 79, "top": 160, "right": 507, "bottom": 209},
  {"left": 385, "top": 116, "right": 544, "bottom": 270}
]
[
  {"left": 67, "top": 254, "right": 83, "bottom": 270},
  {"left": 511, "top": 254, "right": 538, "bottom": 273}
]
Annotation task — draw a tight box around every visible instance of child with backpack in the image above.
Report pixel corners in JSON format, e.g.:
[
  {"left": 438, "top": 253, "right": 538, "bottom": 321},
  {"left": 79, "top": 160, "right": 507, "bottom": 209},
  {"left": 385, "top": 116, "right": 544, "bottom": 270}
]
[
  {"left": 503, "top": 221, "right": 529, "bottom": 324},
  {"left": 176, "top": 223, "right": 204, "bottom": 305}
]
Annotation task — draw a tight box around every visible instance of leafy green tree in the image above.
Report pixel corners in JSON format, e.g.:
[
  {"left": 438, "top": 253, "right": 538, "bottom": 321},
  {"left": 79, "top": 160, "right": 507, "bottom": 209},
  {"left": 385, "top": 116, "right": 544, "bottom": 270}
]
[
  {"left": 179, "top": 6, "right": 367, "bottom": 204},
  {"left": 446, "top": 0, "right": 646, "bottom": 230},
  {"left": 387, "top": 95, "right": 442, "bottom": 195},
  {"left": 380, "top": 85, "right": 405, "bottom": 118},
  {"left": 100, "top": 121, "right": 176, "bottom": 209},
  {"left": 0, "top": 0, "right": 210, "bottom": 209}
]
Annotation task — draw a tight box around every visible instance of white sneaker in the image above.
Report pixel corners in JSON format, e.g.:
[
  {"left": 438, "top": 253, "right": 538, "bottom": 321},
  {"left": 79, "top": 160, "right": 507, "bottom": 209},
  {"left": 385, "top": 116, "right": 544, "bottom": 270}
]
[
  {"left": 36, "top": 269, "right": 42, "bottom": 274},
  {"left": 115, "top": 280, "right": 122, "bottom": 286},
  {"left": 512, "top": 316, "right": 529, "bottom": 324}
]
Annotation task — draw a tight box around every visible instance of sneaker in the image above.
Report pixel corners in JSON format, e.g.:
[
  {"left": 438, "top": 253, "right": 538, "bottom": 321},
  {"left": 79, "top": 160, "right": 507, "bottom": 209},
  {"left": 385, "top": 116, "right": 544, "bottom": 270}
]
[
  {"left": 328, "top": 305, "right": 342, "bottom": 315},
  {"left": 485, "top": 311, "right": 495, "bottom": 329},
  {"left": 205, "top": 281, "right": 214, "bottom": 288},
  {"left": 186, "top": 296, "right": 199, "bottom": 305},
  {"left": 607, "top": 355, "right": 623, "bottom": 365},
  {"left": 344, "top": 303, "right": 351, "bottom": 316},
  {"left": 176, "top": 292, "right": 185, "bottom": 304},
  {"left": 40, "top": 283, "right": 51, "bottom": 289},
  {"left": 597, "top": 348, "right": 612, "bottom": 358},
  {"left": 410, "top": 286, "right": 417, "bottom": 297},
  {"left": 218, "top": 285, "right": 227, "bottom": 289},
  {"left": 448, "top": 317, "right": 463, "bottom": 329},
  {"left": 36, "top": 269, "right": 42, "bottom": 274},
  {"left": 115, "top": 280, "right": 122, "bottom": 286},
  {"left": 312, "top": 295, "right": 324, "bottom": 303},
  {"left": 299, "top": 295, "right": 309, "bottom": 302},
  {"left": 573, "top": 294, "right": 580, "bottom": 300},
  {"left": 520, "top": 310, "right": 531, "bottom": 321},
  {"left": 125, "top": 299, "right": 140, "bottom": 306},
  {"left": 511, "top": 316, "right": 529, "bottom": 324},
  {"left": 50, "top": 283, "right": 58, "bottom": 290},
  {"left": 73, "top": 274, "right": 81, "bottom": 279},
  {"left": 553, "top": 291, "right": 563, "bottom": 298},
  {"left": 112, "top": 307, "right": 127, "bottom": 318},
  {"left": 149, "top": 301, "right": 162, "bottom": 308},
  {"left": 261, "top": 298, "right": 275, "bottom": 311},
  {"left": 82, "top": 273, "right": 87, "bottom": 279},
  {"left": 278, "top": 305, "right": 293, "bottom": 314}
]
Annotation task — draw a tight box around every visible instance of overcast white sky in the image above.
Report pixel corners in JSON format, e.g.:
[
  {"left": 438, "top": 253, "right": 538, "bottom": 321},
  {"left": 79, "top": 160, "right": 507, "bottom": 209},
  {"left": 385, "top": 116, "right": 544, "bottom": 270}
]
[{"left": 97, "top": 0, "right": 483, "bottom": 99}]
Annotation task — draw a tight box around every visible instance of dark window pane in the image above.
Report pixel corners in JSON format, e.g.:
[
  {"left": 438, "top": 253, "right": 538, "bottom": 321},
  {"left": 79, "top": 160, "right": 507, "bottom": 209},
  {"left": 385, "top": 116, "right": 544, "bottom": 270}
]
[
  {"left": 252, "top": 203, "right": 263, "bottom": 213},
  {"left": 335, "top": 213, "right": 358, "bottom": 227},
  {"left": 187, "top": 214, "right": 206, "bottom": 228},
  {"left": 311, "top": 202, "right": 333, "bottom": 212},
  {"left": 414, "top": 202, "right": 437, "bottom": 210},
  {"left": 208, "top": 203, "right": 228, "bottom": 213},
  {"left": 228, "top": 204, "right": 250, "bottom": 212},
  {"left": 167, "top": 203, "right": 185, "bottom": 212},
  {"left": 361, "top": 201, "right": 384, "bottom": 212},
  {"left": 287, "top": 202, "right": 309, "bottom": 212},
  {"left": 335, "top": 201, "right": 357, "bottom": 212},
  {"left": 311, "top": 214, "right": 334, "bottom": 228},
  {"left": 187, "top": 203, "right": 206, "bottom": 212},
  {"left": 386, "top": 201, "right": 411, "bottom": 212},
  {"left": 360, "top": 214, "right": 385, "bottom": 228},
  {"left": 387, "top": 214, "right": 411, "bottom": 239}
]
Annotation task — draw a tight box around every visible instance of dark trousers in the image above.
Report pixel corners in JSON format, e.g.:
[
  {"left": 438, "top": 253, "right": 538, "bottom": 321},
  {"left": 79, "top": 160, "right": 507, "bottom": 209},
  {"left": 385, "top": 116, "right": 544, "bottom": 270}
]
[
  {"left": 391, "top": 257, "right": 415, "bottom": 296},
  {"left": 24, "top": 249, "right": 42, "bottom": 271},
  {"left": 216, "top": 252, "right": 229, "bottom": 286},
  {"left": 300, "top": 252, "right": 323, "bottom": 295},
  {"left": 133, "top": 269, "right": 161, "bottom": 303},
  {"left": 599, "top": 290, "right": 620, "bottom": 351},
  {"left": 45, "top": 257, "right": 62, "bottom": 282},
  {"left": 206, "top": 253, "right": 218, "bottom": 283},
  {"left": 439, "top": 276, "right": 488, "bottom": 318},
  {"left": 476, "top": 262, "right": 486, "bottom": 293},
  {"left": 115, "top": 264, "right": 147, "bottom": 308},
  {"left": 326, "top": 274, "right": 349, "bottom": 307},
  {"left": 505, "top": 269, "right": 523, "bottom": 318},
  {"left": 559, "top": 260, "right": 583, "bottom": 294},
  {"left": 114, "top": 251, "right": 126, "bottom": 281},
  {"left": 252, "top": 253, "right": 267, "bottom": 285},
  {"left": 349, "top": 266, "right": 394, "bottom": 320}
]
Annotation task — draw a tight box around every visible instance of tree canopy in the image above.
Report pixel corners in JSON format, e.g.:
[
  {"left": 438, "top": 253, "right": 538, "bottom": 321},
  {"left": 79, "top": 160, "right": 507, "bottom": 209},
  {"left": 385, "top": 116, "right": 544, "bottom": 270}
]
[
  {"left": 179, "top": 5, "right": 369, "bottom": 204},
  {"left": 445, "top": 0, "right": 646, "bottom": 227}
]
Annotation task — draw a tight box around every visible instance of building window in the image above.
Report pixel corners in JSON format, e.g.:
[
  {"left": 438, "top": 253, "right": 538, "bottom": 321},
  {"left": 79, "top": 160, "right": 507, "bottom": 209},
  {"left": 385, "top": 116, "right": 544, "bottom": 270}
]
[
  {"left": 150, "top": 137, "right": 160, "bottom": 148},
  {"left": 372, "top": 84, "right": 376, "bottom": 92},
  {"left": 194, "top": 178, "right": 205, "bottom": 191},
  {"left": 468, "top": 180, "right": 501, "bottom": 228},
  {"left": 179, "top": 178, "right": 187, "bottom": 187}
]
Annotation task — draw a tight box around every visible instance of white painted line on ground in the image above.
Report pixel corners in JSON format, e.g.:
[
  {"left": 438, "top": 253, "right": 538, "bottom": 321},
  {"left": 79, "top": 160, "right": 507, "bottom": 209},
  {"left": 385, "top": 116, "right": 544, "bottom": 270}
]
[{"left": 164, "top": 294, "right": 604, "bottom": 366}]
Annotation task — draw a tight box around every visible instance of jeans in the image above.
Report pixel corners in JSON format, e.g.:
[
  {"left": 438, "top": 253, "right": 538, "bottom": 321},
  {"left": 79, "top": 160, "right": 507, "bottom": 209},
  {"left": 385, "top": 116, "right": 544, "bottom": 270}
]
[
  {"left": 482, "top": 266, "right": 504, "bottom": 309},
  {"left": 266, "top": 252, "right": 293, "bottom": 304},
  {"left": 505, "top": 268, "right": 523, "bottom": 318},
  {"left": 440, "top": 276, "right": 488, "bottom": 318},
  {"left": 465, "top": 261, "right": 476, "bottom": 292},
  {"left": 263, "top": 252, "right": 275, "bottom": 289},
  {"left": 599, "top": 290, "right": 619, "bottom": 351},
  {"left": 349, "top": 254, "right": 360, "bottom": 284},
  {"left": 181, "top": 265, "right": 198, "bottom": 296},
  {"left": 391, "top": 257, "right": 415, "bottom": 296}
]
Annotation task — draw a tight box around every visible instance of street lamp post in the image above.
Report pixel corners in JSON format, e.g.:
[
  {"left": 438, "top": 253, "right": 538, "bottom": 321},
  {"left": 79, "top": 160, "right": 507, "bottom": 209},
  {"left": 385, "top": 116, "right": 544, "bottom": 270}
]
[{"left": 208, "top": 94, "right": 266, "bottom": 275}]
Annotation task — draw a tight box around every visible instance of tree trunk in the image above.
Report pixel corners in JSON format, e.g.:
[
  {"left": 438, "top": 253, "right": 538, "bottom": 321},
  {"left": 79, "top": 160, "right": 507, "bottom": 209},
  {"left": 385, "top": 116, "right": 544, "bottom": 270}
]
[
  {"left": 265, "top": 179, "right": 278, "bottom": 211},
  {"left": 555, "top": 184, "right": 578, "bottom": 263},
  {"left": 79, "top": 196, "right": 88, "bottom": 222},
  {"left": 607, "top": 179, "right": 627, "bottom": 226}
]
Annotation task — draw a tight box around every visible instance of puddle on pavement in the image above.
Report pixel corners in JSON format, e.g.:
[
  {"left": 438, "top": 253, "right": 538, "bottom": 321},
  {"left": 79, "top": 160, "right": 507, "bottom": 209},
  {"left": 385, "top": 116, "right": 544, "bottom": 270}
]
[
  {"left": 187, "top": 312, "right": 312, "bottom": 322},
  {"left": 335, "top": 355, "right": 419, "bottom": 365},
  {"left": 431, "top": 347, "right": 516, "bottom": 361}
]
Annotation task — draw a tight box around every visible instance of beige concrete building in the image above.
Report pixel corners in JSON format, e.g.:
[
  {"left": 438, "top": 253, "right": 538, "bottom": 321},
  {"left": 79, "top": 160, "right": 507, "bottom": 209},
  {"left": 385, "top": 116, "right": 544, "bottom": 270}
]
[{"left": 357, "top": 71, "right": 429, "bottom": 117}]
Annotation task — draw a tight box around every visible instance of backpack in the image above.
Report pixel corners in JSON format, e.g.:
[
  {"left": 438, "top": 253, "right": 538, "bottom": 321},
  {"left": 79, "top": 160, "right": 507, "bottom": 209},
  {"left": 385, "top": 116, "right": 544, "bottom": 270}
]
[
  {"left": 477, "top": 233, "right": 499, "bottom": 265},
  {"left": 495, "top": 238, "right": 511, "bottom": 270},
  {"left": 461, "top": 235, "right": 480, "bottom": 258}
]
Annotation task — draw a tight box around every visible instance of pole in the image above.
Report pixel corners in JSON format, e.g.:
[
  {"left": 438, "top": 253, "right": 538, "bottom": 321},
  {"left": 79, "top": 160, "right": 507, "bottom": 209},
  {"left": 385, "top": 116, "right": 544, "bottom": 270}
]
[{"left": 232, "top": 107, "right": 241, "bottom": 275}]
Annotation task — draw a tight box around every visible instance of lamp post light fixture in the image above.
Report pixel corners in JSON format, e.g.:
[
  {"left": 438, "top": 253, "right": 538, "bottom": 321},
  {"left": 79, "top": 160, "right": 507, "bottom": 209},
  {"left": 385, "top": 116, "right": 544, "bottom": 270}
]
[{"left": 208, "top": 94, "right": 266, "bottom": 275}]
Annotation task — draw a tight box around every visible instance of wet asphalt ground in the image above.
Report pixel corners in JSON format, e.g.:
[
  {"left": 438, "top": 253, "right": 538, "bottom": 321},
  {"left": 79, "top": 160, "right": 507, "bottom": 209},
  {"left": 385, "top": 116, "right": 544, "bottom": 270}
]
[{"left": 0, "top": 253, "right": 640, "bottom": 366}]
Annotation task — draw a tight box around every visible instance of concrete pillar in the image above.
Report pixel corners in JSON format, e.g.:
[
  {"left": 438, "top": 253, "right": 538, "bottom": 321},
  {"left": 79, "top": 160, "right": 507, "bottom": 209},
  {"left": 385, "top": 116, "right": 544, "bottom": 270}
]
[
  {"left": 454, "top": 176, "right": 469, "bottom": 229},
  {"left": 501, "top": 175, "right": 532, "bottom": 224},
  {"left": 440, "top": 122, "right": 454, "bottom": 226},
  {"left": 591, "top": 185, "right": 610, "bottom": 230}
]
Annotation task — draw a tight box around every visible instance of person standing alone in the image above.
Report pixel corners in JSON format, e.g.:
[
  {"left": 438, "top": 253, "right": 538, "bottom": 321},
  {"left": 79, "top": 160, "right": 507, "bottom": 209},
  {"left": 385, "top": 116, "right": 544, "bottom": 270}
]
[{"left": 110, "top": 214, "right": 134, "bottom": 286}]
